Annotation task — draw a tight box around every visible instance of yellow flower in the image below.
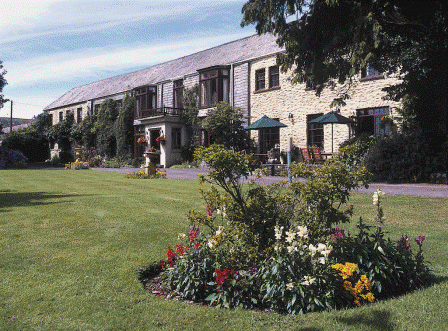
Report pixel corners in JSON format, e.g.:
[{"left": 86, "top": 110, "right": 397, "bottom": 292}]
[{"left": 365, "top": 292, "right": 375, "bottom": 303}]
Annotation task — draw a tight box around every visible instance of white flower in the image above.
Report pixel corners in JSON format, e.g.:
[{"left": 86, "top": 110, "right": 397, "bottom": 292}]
[
  {"left": 317, "top": 243, "right": 327, "bottom": 253},
  {"left": 215, "top": 226, "right": 224, "bottom": 236},
  {"left": 274, "top": 226, "right": 284, "bottom": 240},
  {"left": 286, "top": 230, "right": 296, "bottom": 243},
  {"left": 274, "top": 244, "right": 281, "bottom": 252},
  {"left": 321, "top": 245, "right": 332, "bottom": 258},
  {"left": 308, "top": 244, "right": 318, "bottom": 257},
  {"left": 297, "top": 225, "right": 308, "bottom": 239},
  {"left": 208, "top": 240, "right": 214, "bottom": 249},
  {"left": 177, "top": 233, "right": 187, "bottom": 241},
  {"left": 287, "top": 245, "right": 296, "bottom": 253},
  {"left": 302, "top": 276, "right": 315, "bottom": 286},
  {"left": 286, "top": 282, "right": 294, "bottom": 291},
  {"left": 373, "top": 188, "right": 386, "bottom": 206},
  {"left": 318, "top": 257, "right": 326, "bottom": 264}
]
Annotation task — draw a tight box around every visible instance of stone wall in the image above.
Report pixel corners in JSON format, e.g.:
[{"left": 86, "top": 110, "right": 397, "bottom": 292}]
[
  {"left": 249, "top": 56, "right": 401, "bottom": 154},
  {"left": 48, "top": 101, "right": 90, "bottom": 126}
]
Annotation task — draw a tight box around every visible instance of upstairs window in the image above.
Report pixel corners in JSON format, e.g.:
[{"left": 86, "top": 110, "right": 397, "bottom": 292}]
[
  {"left": 116, "top": 100, "right": 123, "bottom": 110},
  {"left": 76, "top": 107, "right": 83, "bottom": 123},
  {"left": 59, "top": 111, "right": 63, "bottom": 122},
  {"left": 199, "top": 67, "right": 229, "bottom": 109},
  {"left": 173, "top": 79, "right": 184, "bottom": 109},
  {"left": 269, "top": 66, "right": 280, "bottom": 88},
  {"left": 135, "top": 86, "right": 157, "bottom": 114},
  {"left": 361, "top": 63, "right": 383, "bottom": 80},
  {"left": 255, "top": 69, "right": 265, "bottom": 91}
]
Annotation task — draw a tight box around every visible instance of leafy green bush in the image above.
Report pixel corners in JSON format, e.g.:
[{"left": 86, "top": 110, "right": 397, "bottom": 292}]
[
  {"left": 336, "top": 134, "right": 377, "bottom": 170},
  {"left": 0, "top": 146, "right": 28, "bottom": 169},
  {"left": 363, "top": 132, "right": 445, "bottom": 183}
]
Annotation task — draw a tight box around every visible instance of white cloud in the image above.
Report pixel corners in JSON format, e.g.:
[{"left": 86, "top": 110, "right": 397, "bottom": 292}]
[
  {"left": 7, "top": 32, "right": 251, "bottom": 87},
  {"left": 0, "top": 1, "right": 244, "bottom": 44}
]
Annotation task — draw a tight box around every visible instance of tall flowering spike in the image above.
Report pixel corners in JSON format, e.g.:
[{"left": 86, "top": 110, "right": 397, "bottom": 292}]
[
  {"left": 397, "top": 234, "right": 411, "bottom": 252},
  {"left": 415, "top": 235, "right": 426, "bottom": 247},
  {"left": 206, "top": 204, "right": 213, "bottom": 217},
  {"left": 188, "top": 227, "right": 199, "bottom": 243},
  {"left": 373, "top": 187, "right": 385, "bottom": 206}
]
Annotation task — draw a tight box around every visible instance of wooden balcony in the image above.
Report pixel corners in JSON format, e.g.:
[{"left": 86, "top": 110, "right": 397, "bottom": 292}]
[{"left": 135, "top": 107, "right": 184, "bottom": 120}]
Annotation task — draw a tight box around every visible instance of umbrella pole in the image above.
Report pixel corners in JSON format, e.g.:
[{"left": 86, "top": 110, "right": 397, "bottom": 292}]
[{"left": 331, "top": 123, "right": 334, "bottom": 154}]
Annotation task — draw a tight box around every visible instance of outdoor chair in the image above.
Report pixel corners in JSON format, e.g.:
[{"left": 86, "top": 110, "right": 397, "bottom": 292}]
[
  {"left": 300, "top": 147, "right": 313, "bottom": 163},
  {"left": 309, "top": 146, "right": 324, "bottom": 165}
]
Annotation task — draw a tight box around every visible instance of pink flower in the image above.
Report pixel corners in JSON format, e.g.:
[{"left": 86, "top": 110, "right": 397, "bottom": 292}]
[
  {"left": 206, "top": 204, "right": 213, "bottom": 217},
  {"left": 397, "top": 235, "right": 411, "bottom": 252},
  {"left": 415, "top": 235, "right": 426, "bottom": 247}
]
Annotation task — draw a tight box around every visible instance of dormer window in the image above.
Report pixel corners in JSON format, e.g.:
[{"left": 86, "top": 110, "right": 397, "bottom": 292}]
[{"left": 198, "top": 67, "right": 230, "bottom": 109}]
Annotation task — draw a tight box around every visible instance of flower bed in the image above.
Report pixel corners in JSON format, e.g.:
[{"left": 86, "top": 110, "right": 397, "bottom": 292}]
[
  {"left": 139, "top": 145, "right": 431, "bottom": 314},
  {"left": 125, "top": 169, "right": 166, "bottom": 179}
]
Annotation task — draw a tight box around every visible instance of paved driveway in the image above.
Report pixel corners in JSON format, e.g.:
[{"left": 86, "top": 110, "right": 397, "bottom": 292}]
[{"left": 92, "top": 167, "right": 448, "bottom": 198}]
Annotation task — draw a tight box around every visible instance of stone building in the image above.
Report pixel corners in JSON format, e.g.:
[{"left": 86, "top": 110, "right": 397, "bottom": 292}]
[{"left": 44, "top": 33, "right": 400, "bottom": 166}]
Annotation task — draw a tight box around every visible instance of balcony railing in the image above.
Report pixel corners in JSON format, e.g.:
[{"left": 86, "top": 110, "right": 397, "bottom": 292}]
[{"left": 135, "top": 107, "right": 184, "bottom": 119}]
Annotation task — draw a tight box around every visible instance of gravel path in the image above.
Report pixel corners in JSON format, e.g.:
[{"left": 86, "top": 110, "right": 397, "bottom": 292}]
[{"left": 91, "top": 167, "right": 448, "bottom": 198}]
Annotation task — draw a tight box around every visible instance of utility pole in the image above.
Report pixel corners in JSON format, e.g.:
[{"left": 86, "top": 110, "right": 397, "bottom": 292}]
[{"left": 10, "top": 100, "right": 13, "bottom": 133}]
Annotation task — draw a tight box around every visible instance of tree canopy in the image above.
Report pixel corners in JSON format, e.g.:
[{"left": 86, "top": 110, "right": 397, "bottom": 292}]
[
  {"left": 0, "top": 61, "right": 7, "bottom": 107},
  {"left": 203, "top": 102, "right": 252, "bottom": 152},
  {"left": 241, "top": 0, "right": 448, "bottom": 140}
]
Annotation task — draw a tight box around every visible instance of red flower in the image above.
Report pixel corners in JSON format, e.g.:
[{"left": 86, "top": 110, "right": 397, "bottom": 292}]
[
  {"left": 166, "top": 246, "right": 175, "bottom": 267},
  {"left": 189, "top": 227, "right": 199, "bottom": 243},
  {"left": 158, "top": 260, "right": 165, "bottom": 269},
  {"left": 194, "top": 243, "right": 202, "bottom": 249},
  {"left": 175, "top": 244, "right": 184, "bottom": 256},
  {"left": 206, "top": 205, "right": 213, "bottom": 217},
  {"left": 415, "top": 235, "right": 426, "bottom": 247},
  {"left": 215, "top": 268, "right": 236, "bottom": 287}
]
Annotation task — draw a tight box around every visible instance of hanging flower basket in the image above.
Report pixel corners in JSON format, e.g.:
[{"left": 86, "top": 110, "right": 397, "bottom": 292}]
[
  {"left": 137, "top": 136, "right": 147, "bottom": 144},
  {"left": 156, "top": 135, "right": 166, "bottom": 144}
]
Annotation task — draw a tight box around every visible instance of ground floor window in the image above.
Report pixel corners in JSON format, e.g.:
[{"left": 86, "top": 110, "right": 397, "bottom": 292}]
[
  {"left": 259, "top": 126, "right": 280, "bottom": 154},
  {"left": 171, "top": 128, "right": 182, "bottom": 150},
  {"left": 307, "top": 113, "right": 324, "bottom": 148},
  {"left": 357, "top": 107, "right": 390, "bottom": 136}
]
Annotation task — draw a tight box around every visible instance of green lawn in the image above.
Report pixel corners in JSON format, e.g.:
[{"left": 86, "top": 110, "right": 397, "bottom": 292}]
[{"left": 1, "top": 169, "right": 447, "bottom": 330}]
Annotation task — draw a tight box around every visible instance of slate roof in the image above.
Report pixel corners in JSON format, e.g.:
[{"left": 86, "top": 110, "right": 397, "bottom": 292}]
[{"left": 44, "top": 33, "right": 282, "bottom": 111}]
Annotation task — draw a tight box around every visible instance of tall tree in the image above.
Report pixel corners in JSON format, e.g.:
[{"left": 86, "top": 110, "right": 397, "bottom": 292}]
[
  {"left": 203, "top": 102, "right": 252, "bottom": 151},
  {"left": 241, "top": 0, "right": 448, "bottom": 140},
  {"left": 95, "top": 99, "right": 118, "bottom": 157},
  {"left": 0, "top": 61, "right": 8, "bottom": 107},
  {"left": 114, "top": 94, "right": 134, "bottom": 160}
]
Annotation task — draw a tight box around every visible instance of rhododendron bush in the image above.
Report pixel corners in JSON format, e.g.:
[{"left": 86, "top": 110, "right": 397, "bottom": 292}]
[{"left": 140, "top": 145, "right": 431, "bottom": 314}]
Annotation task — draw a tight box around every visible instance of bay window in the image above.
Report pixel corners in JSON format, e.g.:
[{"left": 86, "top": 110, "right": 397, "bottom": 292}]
[
  {"left": 173, "top": 79, "right": 183, "bottom": 109},
  {"left": 199, "top": 67, "right": 230, "bottom": 109},
  {"left": 135, "top": 86, "right": 157, "bottom": 116}
]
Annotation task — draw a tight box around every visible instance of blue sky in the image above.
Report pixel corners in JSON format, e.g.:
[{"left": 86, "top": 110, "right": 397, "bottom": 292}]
[{"left": 1, "top": 0, "right": 257, "bottom": 119}]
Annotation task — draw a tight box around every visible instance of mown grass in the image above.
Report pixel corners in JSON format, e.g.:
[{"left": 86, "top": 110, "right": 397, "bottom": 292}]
[{"left": 0, "top": 169, "right": 447, "bottom": 330}]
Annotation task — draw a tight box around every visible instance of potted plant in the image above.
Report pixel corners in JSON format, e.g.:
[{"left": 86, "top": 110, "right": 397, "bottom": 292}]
[
  {"left": 137, "top": 135, "right": 147, "bottom": 144},
  {"left": 156, "top": 135, "right": 166, "bottom": 144}
]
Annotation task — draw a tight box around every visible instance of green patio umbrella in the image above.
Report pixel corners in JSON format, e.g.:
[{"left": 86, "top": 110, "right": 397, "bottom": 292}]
[
  {"left": 244, "top": 115, "right": 287, "bottom": 130},
  {"left": 308, "top": 111, "right": 354, "bottom": 153}
]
